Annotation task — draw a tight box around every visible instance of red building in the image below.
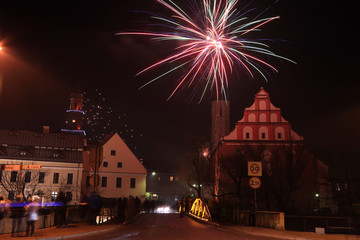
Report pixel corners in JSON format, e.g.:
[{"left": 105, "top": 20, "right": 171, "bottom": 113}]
[
  {"left": 224, "top": 87, "right": 303, "bottom": 142},
  {"left": 211, "top": 88, "right": 331, "bottom": 213}
]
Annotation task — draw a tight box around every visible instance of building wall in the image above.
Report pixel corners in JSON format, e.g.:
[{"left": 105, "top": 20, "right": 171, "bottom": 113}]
[
  {"left": 84, "top": 133, "right": 147, "bottom": 200},
  {"left": 212, "top": 88, "right": 331, "bottom": 213},
  {"left": 0, "top": 159, "right": 82, "bottom": 205}
]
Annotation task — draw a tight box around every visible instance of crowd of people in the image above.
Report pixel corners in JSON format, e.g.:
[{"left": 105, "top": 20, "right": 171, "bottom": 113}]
[
  {"left": 0, "top": 194, "right": 41, "bottom": 237},
  {"left": 0, "top": 192, "right": 71, "bottom": 237}
]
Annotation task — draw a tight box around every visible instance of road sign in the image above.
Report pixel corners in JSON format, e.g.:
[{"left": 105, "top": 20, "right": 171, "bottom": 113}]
[
  {"left": 248, "top": 161, "right": 262, "bottom": 176},
  {"left": 2, "top": 164, "right": 42, "bottom": 171},
  {"left": 22, "top": 165, "right": 42, "bottom": 170},
  {"left": 249, "top": 176, "right": 262, "bottom": 190},
  {"left": 4, "top": 165, "right": 21, "bottom": 171}
]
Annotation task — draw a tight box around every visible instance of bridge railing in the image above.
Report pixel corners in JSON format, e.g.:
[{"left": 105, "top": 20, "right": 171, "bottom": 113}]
[{"left": 188, "top": 198, "right": 211, "bottom": 221}]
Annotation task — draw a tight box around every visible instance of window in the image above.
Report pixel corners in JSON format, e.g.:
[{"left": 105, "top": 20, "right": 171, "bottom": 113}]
[
  {"left": 67, "top": 173, "right": 73, "bottom": 184},
  {"left": 245, "top": 132, "right": 250, "bottom": 139},
  {"left": 51, "top": 191, "right": 58, "bottom": 201},
  {"left": 130, "top": 178, "right": 136, "bottom": 188},
  {"left": 170, "top": 176, "right": 174, "bottom": 181},
  {"left": 53, "top": 173, "right": 59, "bottom": 184},
  {"left": 111, "top": 150, "right": 116, "bottom": 156},
  {"left": 8, "top": 191, "right": 15, "bottom": 201},
  {"left": 103, "top": 161, "right": 108, "bottom": 167},
  {"left": 101, "top": 177, "right": 107, "bottom": 187},
  {"left": 10, "top": 171, "right": 17, "bottom": 182},
  {"left": 117, "top": 162, "right": 123, "bottom": 168},
  {"left": 277, "top": 133, "right": 282, "bottom": 139},
  {"left": 86, "top": 176, "right": 91, "bottom": 187},
  {"left": 66, "top": 192, "right": 73, "bottom": 201},
  {"left": 39, "top": 172, "right": 45, "bottom": 183},
  {"left": 116, "top": 177, "right": 122, "bottom": 188},
  {"left": 261, "top": 132, "right": 266, "bottom": 139},
  {"left": 24, "top": 172, "right": 31, "bottom": 183}
]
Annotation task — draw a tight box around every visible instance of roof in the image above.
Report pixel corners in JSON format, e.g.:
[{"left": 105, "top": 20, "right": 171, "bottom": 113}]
[
  {"left": 0, "top": 130, "right": 84, "bottom": 148},
  {"left": 0, "top": 129, "right": 84, "bottom": 163}
]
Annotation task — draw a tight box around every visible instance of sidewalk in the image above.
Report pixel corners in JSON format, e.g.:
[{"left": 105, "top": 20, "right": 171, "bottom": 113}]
[
  {"left": 224, "top": 225, "right": 360, "bottom": 240},
  {"left": 0, "top": 220, "right": 123, "bottom": 240}
]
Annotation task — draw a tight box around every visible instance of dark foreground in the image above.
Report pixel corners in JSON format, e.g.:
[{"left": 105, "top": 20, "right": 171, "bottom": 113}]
[{"left": 71, "top": 213, "right": 276, "bottom": 240}]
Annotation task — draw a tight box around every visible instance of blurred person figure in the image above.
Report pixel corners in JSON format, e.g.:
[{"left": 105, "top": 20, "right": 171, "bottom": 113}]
[
  {"left": 88, "top": 192, "right": 101, "bottom": 224},
  {"left": 0, "top": 195, "right": 6, "bottom": 220},
  {"left": 25, "top": 196, "right": 40, "bottom": 237},
  {"left": 55, "top": 191, "right": 68, "bottom": 228},
  {"left": 10, "top": 195, "right": 25, "bottom": 237}
]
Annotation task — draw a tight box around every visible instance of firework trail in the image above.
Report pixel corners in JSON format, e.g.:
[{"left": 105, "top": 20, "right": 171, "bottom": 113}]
[{"left": 118, "top": 0, "right": 295, "bottom": 102}]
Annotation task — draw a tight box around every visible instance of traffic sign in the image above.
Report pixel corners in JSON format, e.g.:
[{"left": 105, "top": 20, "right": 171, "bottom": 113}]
[
  {"left": 22, "top": 165, "right": 42, "bottom": 170},
  {"left": 4, "top": 165, "right": 21, "bottom": 171},
  {"left": 248, "top": 161, "right": 262, "bottom": 176},
  {"left": 2, "top": 164, "right": 42, "bottom": 171},
  {"left": 249, "top": 176, "right": 261, "bottom": 190}
]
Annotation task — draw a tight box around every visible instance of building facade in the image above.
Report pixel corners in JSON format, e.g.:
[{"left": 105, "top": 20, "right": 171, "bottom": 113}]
[
  {"left": 0, "top": 127, "right": 84, "bottom": 205},
  {"left": 82, "top": 133, "right": 147, "bottom": 200},
  {"left": 211, "top": 88, "right": 331, "bottom": 213}
]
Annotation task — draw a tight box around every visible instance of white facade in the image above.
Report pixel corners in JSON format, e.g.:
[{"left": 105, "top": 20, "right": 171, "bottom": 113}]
[{"left": 96, "top": 133, "right": 147, "bottom": 200}]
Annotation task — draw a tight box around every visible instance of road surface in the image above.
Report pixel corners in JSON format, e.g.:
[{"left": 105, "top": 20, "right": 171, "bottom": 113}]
[{"left": 71, "top": 213, "right": 278, "bottom": 240}]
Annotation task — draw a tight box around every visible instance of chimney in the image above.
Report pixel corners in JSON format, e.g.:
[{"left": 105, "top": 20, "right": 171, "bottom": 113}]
[{"left": 43, "top": 126, "right": 50, "bottom": 134}]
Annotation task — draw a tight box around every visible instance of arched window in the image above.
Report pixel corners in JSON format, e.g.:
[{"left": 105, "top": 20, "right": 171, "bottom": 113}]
[
  {"left": 248, "top": 113, "right": 256, "bottom": 122},
  {"left": 259, "top": 126, "right": 269, "bottom": 140},
  {"left": 259, "top": 101, "right": 266, "bottom": 110},
  {"left": 270, "top": 113, "right": 278, "bottom": 122},
  {"left": 274, "top": 127, "right": 285, "bottom": 140},
  {"left": 243, "top": 126, "right": 253, "bottom": 140},
  {"left": 259, "top": 113, "right": 267, "bottom": 122}
]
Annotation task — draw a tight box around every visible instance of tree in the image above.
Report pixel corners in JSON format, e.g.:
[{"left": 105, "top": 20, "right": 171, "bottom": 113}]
[
  {"left": 0, "top": 169, "right": 48, "bottom": 200},
  {"left": 181, "top": 141, "right": 210, "bottom": 199}
]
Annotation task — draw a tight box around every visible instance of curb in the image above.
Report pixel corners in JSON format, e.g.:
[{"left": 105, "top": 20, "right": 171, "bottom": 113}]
[
  {"left": 36, "top": 213, "right": 143, "bottom": 240},
  {"left": 36, "top": 225, "right": 123, "bottom": 240}
]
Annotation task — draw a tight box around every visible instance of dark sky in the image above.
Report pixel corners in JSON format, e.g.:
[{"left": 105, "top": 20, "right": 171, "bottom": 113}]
[{"left": 0, "top": 1, "right": 359, "bottom": 172}]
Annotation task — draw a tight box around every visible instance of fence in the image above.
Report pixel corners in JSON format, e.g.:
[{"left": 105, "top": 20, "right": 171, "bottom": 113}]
[{"left": 285, "top": 215, "right": 359, "bottom": 234}]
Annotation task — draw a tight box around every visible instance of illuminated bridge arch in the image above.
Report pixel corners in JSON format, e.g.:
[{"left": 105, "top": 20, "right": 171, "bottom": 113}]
[{"left": 189, "top": 198, "right": 211, "bottom": 221}]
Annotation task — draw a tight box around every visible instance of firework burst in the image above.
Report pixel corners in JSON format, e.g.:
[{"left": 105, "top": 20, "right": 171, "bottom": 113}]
[{"left": 118, "top": 0, "right": 295, "bottom": 102}]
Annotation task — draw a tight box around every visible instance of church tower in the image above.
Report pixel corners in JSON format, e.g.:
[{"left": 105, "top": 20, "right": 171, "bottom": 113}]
[
  {"left": 62, "top": 93, "right": 85, "bottom": 135},
  {"left": 211, "top": 100, "right": 230, "bottom": 150}
]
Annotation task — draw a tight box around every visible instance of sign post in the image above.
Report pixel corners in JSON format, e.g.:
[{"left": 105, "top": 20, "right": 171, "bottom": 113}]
[{"left": 248, "top": 161, "right": 262, "bottom": 226}]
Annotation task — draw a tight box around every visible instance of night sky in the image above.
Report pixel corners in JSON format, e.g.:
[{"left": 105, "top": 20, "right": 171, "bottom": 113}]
[{"left": 0, "top": 1, "right": 358, "bottom": 172}]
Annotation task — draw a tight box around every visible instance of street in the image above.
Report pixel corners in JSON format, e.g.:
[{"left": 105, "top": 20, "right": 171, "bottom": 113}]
[{"left": 71, "top": 213, "right": 277, "bottom": 240}]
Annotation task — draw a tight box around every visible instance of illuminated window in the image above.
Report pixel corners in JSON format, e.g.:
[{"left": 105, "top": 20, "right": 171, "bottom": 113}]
[
  {"left": 51, "top": 191, "right": 58, "bottom": 201},
  {"left": 72, "top": 119, "right": 76, "bottom": 123},
  {"left": 170, "top": 176, "right": 174, "bottom": 181}
]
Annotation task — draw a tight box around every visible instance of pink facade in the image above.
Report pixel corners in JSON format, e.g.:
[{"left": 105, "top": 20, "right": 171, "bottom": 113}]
[{"left": 224, "top": 87, "right": 303, "bottom": 142}]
